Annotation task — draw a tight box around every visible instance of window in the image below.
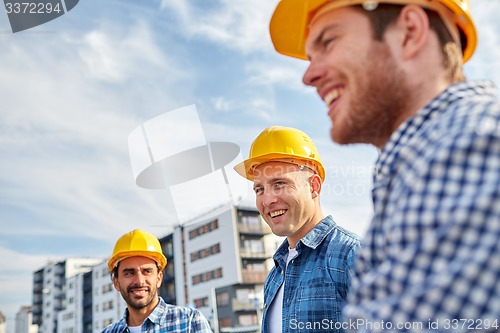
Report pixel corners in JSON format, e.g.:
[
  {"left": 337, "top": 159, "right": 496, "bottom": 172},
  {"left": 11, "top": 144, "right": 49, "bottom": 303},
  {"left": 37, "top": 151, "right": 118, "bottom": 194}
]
[
  {"left": 190, "top": 243, "right": 221, "bottom": 262},
  {"left": 192, "top": 267, "right": 223, "bottom": 285},
  {"left": 103, "top": 300, "right": 114, "bottom": 311},
  {"left": 240, "top": 215, "right": 261, "bottom": 227},
  {"left": 216, "top": 291, "right": 229, "bottom": 306},
  {"left": 241, "top": 239, "right": 264, "bottom": 253},
  {"left": 219, "top": 318, "right": 231, "bottom": 329},
  {"left": 194, "top": 296, "right": 209, "bottom": 308},
  {"left": 239, "top": 314, "right": 257, "bottom": 326},
  {"left": 103, "top": 319, "right": 113, "bottom": 327},
  {"left": 102, "top": 283, "right": 113, "bottom": 293},
  {"left": 63, "top": 312, "right": 74, "bottom": 320},
  {"left": 188, "top": 220, "right": 219, "bottom": 239}
]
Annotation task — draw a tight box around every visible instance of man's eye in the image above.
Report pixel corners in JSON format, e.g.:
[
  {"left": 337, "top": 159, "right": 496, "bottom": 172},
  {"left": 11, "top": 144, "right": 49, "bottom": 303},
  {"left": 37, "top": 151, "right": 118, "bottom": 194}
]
[
  {"left": 274, "top": 182, "right": 285, "bottom": 189},
  {"left": 254, "top": 187, "right": 263, "bottom": 195},
  {"left": 322, "top": 37, "right": 335, "bottom": 49}
]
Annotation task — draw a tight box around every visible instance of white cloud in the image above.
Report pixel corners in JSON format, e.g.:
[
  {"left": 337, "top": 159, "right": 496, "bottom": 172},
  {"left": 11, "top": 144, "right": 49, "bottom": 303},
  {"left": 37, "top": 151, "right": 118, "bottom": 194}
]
[
  {"left": 78, "top": 20, "right": 168, "bottom": 83},
  {"left": 160, "top": 0, "right": 278, "bottom": 54},
  {"left": 211, "top": 96, "right": 232, "bottom": 112},
  {"left": 246, "top": 58, "right": 310, "bottom": 92}
]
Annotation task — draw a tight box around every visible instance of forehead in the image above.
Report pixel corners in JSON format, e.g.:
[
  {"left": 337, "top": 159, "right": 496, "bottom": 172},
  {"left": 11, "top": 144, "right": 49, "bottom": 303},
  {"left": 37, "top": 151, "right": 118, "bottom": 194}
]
[
  {"left": 305, "top": 6, "right": 366, "bottom": 50},
  {"left": 253, "top": 161, "right": 300, "bottom": 182},
  {"left": 118, "top": 256, "right": 157, "bottom": 270}
]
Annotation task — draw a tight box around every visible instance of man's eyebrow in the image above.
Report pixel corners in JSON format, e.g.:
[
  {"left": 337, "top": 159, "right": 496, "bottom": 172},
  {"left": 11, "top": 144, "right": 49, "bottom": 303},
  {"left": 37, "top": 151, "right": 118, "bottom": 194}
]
[
  {"left": 307, "top": 23, "right": 339, "bottom": 59},
  {"left": 253, "top": 177, "right": 288, "bottom": 189},
  {"left": 122, "top": 268, "right": 136, "bottom": 272}
]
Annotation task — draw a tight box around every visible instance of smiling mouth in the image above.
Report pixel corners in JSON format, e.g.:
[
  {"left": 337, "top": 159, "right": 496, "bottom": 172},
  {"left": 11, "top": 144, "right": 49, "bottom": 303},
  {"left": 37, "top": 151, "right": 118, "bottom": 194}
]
[
  {"left": 129, "top": 287, "right": 148, "bottom": 295},
  {"left": 324, "top": 89, "right": 340, "bottom": 107},
  {"left": 270, "top": 210, "right": 286, "bottom": 218}
]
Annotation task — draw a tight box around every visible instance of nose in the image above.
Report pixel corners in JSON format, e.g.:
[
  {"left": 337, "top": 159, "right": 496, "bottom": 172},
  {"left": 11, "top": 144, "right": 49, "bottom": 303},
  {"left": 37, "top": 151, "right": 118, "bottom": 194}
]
[
  {"left": 259, "top": 188, "right": 278, "bottom": 208},
  {"left": 132, "top": 271, "right": 146, "bottom": 285},
  {"left": 302, "top": 60, "right": 324, "bottom": 87}
]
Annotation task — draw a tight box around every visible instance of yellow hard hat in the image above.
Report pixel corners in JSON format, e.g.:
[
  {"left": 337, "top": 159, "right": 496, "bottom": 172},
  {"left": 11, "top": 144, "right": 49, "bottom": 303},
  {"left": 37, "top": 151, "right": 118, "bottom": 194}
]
[
  {"left": 108, "top": 229, "right": 167, "bottom": 272},
  {"left": 234, "top": 126, "right": 326, "bottom": 181},
  {"left": 269, "top": 0, "right": 477, "bottom": 63}
]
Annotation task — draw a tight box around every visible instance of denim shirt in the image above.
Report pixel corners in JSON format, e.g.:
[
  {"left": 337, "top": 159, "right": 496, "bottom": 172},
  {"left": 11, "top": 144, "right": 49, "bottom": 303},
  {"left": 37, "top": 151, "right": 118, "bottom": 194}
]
[
  {"left": 102, "top": 297, "right": 212, "bottom": 333},
  {"left": 261, "top": 215, "right": 361, "bottom": 333}
]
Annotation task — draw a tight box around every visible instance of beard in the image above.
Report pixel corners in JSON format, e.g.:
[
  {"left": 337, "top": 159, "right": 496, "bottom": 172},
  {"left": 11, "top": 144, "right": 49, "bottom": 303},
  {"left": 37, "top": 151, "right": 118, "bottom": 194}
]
[
  {"left": 120, "top": 285, "right": 158, "bottom": 310},
  {"left": 330, "top": 41, "right": 411, "bottom": 147}
]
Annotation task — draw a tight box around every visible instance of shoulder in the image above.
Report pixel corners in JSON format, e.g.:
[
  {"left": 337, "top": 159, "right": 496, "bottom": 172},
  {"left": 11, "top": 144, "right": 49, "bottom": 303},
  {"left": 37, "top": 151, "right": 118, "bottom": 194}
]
[
  {"left": 321, "top": 216, "right": 362, "bottom": 265},
  {"left": 325, "top": 216, "right": 362, "bottom": 249},
  {"left": 161, "top": 303, "right": 203, "bottom": 318}
]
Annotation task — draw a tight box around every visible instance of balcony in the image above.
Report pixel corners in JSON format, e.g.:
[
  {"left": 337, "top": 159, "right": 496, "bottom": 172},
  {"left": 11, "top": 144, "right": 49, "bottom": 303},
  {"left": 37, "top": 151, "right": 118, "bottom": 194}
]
[
  {"left": 231, "top": 299, "right": 258, "bottom": 312},
  {"left": 239, "top": 250, "right": 268, "bottom": 260},
  {"left": 241, "top": 269, "right": 267, "bottom": 284},
  {"left": 237, "top": 223, "right": 271, "bottom": 235}
]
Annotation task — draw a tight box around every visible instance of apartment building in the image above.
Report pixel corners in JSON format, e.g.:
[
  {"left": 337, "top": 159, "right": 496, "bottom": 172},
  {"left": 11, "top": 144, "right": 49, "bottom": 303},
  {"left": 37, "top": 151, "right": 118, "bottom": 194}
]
[
  {"left": 91, "top": 260, "right": 126, "bottom": 333},
  {"left": 158, "top": 232, "right": 176, "bottom": 305},
  {"left": 172, "top": 202, "right": 283, "bottom": 332},
  {"left": 32, "top": 258, "right": 103, "bottom": 333},
  {"left": 57, "top": 273, "right": 84, "bottom": 333},
  {"left": 15, "top": 306, "right": 38, "bottom": 333},
  {"left": 0, "top": 311, "right": 5, "bottom": 333}
]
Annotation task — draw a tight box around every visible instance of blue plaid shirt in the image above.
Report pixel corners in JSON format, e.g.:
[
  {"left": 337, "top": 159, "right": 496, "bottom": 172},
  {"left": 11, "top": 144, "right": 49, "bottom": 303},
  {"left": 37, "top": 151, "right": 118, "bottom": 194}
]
[
  {"left": 262, "top": 215, "right": 361, "bottom": 333},
  {"left": 102, "top": 297, "right": 212, "bottom": 333},
  {"left": 344, "top": 81, "right": 500, "bottom": 332}
]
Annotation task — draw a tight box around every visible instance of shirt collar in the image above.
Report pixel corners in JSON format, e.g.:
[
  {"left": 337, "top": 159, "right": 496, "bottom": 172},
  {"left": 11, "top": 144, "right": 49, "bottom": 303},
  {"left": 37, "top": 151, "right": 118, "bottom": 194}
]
[
  {"left": 273, "top": 215, "right": 336, "bottom": 266},
  {"left": 114, "top": 297, "right": 165, "bottom": 332}
]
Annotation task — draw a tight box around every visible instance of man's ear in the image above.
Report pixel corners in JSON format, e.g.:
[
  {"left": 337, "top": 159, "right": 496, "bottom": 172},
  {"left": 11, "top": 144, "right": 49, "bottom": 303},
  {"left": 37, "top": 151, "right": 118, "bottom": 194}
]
[
  {"left": 310, "top": 174, "right": 322, "bottom": 198},
  {"left": 397, "top": 4, "right": 430, "bottom": 60},
  {"left": 157, "top": 270, "right": 163, "bottom": 288},
  {"left": 113, "top": 276, "right": 120, "bottom": 291}
]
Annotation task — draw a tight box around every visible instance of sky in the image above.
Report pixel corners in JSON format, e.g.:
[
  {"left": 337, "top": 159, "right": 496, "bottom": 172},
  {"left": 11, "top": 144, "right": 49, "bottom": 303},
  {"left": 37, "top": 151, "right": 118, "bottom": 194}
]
[{"left": 0, "top": 0, "right": 499, "bottom": 332}]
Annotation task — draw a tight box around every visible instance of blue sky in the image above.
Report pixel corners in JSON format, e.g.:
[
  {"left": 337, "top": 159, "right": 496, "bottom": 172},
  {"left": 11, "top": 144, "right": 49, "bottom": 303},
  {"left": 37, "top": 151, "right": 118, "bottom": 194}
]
[{"left": 0, "top": 0, "right": 499, "bottom": 331}]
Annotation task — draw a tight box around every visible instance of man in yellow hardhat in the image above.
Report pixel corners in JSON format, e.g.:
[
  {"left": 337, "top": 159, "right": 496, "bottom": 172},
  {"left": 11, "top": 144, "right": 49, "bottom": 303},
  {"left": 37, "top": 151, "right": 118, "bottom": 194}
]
[
  {"left": 103, "top": 229, "right": 212, "bottom": 333},
  {"left": 235, "top": 126, "right": 361, "bottom": 333},
  {"left": 269, "top": 0, "right": 500, "bottom": 331}
]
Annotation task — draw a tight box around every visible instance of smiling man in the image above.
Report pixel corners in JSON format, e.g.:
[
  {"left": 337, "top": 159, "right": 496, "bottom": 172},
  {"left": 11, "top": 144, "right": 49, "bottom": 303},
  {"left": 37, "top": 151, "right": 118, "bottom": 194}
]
[
  {"left": 235, "top": 126, "right": 360, "bottom": 333},
  {"left": 269, "top": 0, "right": 500, "bottom": 332},
  {"left": 103, "top": 229, "right": 212, "bottom": 333}
]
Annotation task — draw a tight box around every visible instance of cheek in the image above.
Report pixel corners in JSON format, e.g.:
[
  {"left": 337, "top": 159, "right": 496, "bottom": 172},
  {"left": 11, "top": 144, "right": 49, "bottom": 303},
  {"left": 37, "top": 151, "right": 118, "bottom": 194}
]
[{"left": 255, "top": 197, "right": 264, "bottom": 211}]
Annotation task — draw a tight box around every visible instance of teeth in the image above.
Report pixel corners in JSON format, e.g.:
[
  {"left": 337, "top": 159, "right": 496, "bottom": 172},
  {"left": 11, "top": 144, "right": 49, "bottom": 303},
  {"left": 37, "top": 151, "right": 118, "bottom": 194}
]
[
  {"left": 270, "top": 210, "right": 286, "bottom": 218},
  {"left": 324, "top": 89, "right": 340, "bottom": 106}
]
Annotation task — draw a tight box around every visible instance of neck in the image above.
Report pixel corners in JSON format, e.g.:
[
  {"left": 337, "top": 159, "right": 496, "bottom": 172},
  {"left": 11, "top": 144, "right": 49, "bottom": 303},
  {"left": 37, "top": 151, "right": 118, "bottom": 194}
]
[
  {"left": 287, "top": 208, "right": 324, "bottom": 249},
  {"left": 127, "top": 297, "right": 159, "bottom": 327}
]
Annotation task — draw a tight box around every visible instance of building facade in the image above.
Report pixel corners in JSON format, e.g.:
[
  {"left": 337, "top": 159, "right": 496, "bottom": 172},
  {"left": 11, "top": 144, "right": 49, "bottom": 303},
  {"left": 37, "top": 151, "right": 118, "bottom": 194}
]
[
  {"left": 172, "top": 203, "right": 282, "bottom": 332},
  {"left": 15, "top": 306, "right": 38, "bottom": 333},
  {"left": 32, "top": 258, "right": 103, "bottom": 333}
]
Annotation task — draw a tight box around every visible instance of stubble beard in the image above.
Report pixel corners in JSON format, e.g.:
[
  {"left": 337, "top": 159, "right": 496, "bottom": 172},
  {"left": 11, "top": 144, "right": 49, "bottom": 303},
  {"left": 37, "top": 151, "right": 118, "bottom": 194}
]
[
  {"left": 331, "top": 42, "right": 410, "bottom": 147},
  {"left": 122, "top": 286, "right": 157, "bottom": 310}
]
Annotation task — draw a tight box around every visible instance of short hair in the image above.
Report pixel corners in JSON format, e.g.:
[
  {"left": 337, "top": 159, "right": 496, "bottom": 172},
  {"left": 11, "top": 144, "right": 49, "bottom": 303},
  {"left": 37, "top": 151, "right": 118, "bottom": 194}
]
[{"left": 355, "top": 4, "right": 464, "bottom": 82}]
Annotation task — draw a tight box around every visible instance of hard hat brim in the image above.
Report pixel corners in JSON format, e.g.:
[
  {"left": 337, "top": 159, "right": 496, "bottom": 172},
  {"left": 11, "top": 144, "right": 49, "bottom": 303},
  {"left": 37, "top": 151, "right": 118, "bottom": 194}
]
[
  {"left": 234, "top": 153, "right": 326, "bottom": 182},
  {"left": 108, "top": 251, "right": 167, "bottom": 272}
]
